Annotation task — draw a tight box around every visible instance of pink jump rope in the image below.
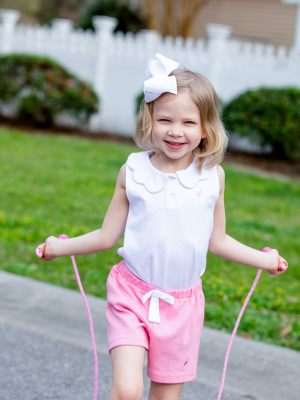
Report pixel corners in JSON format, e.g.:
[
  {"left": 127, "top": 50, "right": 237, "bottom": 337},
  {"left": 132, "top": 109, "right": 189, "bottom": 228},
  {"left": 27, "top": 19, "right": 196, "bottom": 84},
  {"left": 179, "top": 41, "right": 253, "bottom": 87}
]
[{"left": 36, "top": 238, "right": 287, "bottom": 400}]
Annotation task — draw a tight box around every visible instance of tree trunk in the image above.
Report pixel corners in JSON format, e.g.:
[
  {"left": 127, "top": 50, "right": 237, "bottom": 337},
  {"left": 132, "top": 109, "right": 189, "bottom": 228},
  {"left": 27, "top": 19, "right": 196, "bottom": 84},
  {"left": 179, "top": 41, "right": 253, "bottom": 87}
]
[
  {"left": 163, "top": 0, "right": 176, "bottom": 36},
  {"left": 146, "top": 0, "right": 158, "bottom": 30},
  {"left": 181, "top": 0, "right": 210, "bottom": 38},
  {"left": 144, "top": 0, "right": 211, "bottom": 38}
]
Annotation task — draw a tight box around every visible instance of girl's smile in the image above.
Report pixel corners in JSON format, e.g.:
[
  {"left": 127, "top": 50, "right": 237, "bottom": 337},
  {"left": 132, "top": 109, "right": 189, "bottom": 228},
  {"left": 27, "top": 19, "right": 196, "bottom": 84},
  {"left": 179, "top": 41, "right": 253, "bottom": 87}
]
[
  {"left": 165, "top": 141, "right": 187, "bottom": 149},
  {"left": 151, "top": 91, "right": 207, "bottom": 171}
]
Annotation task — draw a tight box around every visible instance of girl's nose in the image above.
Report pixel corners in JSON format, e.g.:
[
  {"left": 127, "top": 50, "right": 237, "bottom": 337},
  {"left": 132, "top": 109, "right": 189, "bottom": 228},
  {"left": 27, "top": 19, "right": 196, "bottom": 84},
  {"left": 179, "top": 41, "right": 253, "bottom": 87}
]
[{"left": 168, "top": 129, "right": 184, "bottom": 137}]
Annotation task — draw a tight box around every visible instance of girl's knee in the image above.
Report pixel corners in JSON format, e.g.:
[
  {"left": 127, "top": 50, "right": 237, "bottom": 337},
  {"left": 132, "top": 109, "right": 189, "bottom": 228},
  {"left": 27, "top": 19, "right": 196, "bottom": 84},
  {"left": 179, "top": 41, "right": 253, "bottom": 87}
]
[{"left": 111, "top": 381, "right": 144, "bottom": 400}]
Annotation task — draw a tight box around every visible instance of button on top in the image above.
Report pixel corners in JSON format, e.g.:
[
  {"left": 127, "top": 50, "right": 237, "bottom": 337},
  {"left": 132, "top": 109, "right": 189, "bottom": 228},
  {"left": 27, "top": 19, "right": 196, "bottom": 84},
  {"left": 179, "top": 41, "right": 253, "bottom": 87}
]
[{"left": 169, "top": 174, "right": 176, "bottom": 179}]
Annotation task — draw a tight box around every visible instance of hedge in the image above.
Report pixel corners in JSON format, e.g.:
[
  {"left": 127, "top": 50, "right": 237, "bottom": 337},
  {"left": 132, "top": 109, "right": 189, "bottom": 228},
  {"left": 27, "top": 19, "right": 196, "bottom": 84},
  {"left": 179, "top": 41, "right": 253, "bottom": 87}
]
[
  {"left": 77, "top": 0, "right": 147, "bottom": 34},
  {"left": 222, "top": 88, "right": 300, "bottom": 161},
  {"left": 0, "top": 54, "right": 99, "bottom": 127}
]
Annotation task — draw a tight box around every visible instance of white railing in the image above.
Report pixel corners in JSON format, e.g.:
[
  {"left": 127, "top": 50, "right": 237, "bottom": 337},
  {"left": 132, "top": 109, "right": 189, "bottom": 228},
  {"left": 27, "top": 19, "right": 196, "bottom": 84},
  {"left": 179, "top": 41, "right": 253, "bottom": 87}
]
[{"left": 0, "top": 9, "right": 300, "bottom": 153}]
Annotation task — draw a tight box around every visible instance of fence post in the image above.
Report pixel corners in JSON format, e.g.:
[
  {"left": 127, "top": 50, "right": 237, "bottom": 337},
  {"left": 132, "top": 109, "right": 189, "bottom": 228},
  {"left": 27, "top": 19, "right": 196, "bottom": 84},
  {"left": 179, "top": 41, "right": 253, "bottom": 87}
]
[
  {"left": 90, "top": 16, "right": 118, "bottom": 132},
  {"left": 51, "top": 18, "right": 74, "bottom": 33},
  {"left": 0, "top": 9, "right": 20, "bottom": 54},
  {"left": 205, "top": 24, "right": 232, "bottom": 94},
  {"left": 138, "top": 29, "right": 161, "bottom": 53}
]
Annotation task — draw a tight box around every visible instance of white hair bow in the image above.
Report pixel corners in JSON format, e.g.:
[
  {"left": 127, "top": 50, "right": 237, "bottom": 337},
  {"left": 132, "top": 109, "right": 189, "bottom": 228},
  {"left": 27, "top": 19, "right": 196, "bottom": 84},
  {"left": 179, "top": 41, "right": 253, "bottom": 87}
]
[{"left": 143, "top": 53, "right": 180, "bottom": 103}]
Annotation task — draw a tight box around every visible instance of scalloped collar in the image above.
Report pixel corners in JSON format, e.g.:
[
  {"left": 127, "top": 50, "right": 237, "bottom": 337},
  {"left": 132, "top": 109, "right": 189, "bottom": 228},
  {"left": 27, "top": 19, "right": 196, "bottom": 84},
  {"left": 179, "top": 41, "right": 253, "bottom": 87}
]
[{"left": 127, "top": 151, "right": 210, "bottom": 194}]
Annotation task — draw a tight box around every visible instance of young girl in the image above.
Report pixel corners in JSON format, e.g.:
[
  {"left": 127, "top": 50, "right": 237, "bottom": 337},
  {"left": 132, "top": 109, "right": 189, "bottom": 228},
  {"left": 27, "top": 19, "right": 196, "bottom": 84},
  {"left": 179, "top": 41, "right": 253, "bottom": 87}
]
[{"left": 39, "top": 53, "right": 288, "bottom": 400}]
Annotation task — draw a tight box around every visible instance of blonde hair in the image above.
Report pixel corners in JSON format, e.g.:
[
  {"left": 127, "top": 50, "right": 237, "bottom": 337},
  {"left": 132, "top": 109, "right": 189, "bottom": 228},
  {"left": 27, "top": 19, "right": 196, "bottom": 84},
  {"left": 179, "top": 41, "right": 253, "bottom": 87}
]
[{"left": 134, "top": 69, "right": 228, "bottom": 172}]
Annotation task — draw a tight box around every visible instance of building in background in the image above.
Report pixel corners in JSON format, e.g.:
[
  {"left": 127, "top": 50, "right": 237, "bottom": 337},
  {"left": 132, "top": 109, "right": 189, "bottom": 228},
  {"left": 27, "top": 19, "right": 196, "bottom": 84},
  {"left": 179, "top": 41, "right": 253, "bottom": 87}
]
[{"left": 193, "top": 0, "right": 297, "bottom": 47}]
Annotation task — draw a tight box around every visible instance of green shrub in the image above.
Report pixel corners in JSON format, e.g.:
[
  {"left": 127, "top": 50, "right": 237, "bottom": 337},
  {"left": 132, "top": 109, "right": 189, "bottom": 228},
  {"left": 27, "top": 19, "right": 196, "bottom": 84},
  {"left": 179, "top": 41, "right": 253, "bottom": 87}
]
[
  {"left": 222, "top": 88, "right": 300, "bottom": 161},
  {"left": 0, "top": 54, "right": 99, "bottom": 127},
  {"left": 36, "top": 0, "right": 87, "bottom": 25},
  {"left": 77, "top": 0, "right": 147, "bottom": 33}
]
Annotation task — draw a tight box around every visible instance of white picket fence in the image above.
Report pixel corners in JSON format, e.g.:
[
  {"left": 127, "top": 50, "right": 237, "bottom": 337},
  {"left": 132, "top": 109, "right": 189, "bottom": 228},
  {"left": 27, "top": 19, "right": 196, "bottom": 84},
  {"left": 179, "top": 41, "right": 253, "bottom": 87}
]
[{"left": 0, "top": 9, "right": 300, "bottom": 153}]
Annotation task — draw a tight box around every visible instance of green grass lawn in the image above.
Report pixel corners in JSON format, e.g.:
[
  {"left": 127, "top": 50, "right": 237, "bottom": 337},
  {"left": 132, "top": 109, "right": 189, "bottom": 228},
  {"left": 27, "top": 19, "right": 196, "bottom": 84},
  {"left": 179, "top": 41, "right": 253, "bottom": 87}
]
[{"left": 1, "top": 127, "right": 299, "bottom": 350}]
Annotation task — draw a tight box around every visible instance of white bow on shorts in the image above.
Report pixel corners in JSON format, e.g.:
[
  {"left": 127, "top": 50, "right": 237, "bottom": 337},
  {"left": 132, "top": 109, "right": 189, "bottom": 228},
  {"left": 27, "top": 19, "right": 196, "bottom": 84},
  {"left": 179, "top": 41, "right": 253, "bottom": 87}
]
[{"left": 141, "top": 289, "right": 175, "bottom": 323}]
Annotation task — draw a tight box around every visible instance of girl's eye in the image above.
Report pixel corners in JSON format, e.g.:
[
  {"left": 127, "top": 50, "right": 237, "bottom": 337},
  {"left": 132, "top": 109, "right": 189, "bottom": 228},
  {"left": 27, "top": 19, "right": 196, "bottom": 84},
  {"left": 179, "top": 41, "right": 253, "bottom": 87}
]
[
  {"left": 186, "top": 121, "right": 194, "bottom": 124},
  {"left": 160, "top": 119, "right": 170, "bottom": 122}
]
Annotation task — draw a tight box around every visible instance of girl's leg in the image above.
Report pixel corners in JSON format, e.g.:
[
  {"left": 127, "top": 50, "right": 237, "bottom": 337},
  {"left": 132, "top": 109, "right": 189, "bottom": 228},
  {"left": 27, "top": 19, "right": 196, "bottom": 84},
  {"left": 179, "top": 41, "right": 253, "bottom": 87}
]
[
  {"left": 108, "top": 345, "right": 147, "bottom": 400},
  {"left": 148, "top": 381, "right": 184, "bottom": 400}
]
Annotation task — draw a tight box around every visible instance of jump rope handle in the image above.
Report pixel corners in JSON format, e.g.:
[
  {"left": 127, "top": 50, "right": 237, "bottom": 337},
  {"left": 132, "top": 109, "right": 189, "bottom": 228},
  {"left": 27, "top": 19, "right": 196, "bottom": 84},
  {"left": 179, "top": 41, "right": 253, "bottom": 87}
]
[
  {"left": 262, "top": 246, "right": 287, "bottom": 271},
  {"left": 36, "top": 235, "right": 98, "bottom": 400},
  {"left": 217, "top": 246, "right": 288, "bottom": 400},
  {"left": 36, "top": 234, "right": 69, "bottom": 259}
]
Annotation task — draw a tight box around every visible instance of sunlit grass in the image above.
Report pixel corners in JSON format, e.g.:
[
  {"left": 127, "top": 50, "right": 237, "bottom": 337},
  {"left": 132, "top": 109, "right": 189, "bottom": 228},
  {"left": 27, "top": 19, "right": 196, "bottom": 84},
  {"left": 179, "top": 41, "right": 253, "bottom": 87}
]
[{"left": 0, "top": 127, "right": 299, "bottom": 350}]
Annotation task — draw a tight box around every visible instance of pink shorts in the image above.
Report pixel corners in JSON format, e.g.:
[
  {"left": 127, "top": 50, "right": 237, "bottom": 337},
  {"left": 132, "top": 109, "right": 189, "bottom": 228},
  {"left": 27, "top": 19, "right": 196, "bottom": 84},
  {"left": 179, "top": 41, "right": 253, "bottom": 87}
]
[{"left": 105, "top": 261, "right": 205, "bottom": 384}]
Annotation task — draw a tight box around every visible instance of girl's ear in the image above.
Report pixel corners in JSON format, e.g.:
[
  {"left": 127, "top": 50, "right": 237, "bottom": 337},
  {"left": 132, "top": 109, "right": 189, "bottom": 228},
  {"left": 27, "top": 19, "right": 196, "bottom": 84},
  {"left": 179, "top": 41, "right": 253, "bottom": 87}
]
[{"left": 201, "top": 130, "right": 207, "bottom": 139}]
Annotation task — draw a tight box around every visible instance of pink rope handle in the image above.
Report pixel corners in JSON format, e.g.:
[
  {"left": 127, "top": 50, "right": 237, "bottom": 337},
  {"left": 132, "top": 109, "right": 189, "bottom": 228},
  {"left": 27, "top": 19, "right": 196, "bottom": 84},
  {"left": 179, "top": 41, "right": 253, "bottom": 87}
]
[
  {"left": 36, "top": 234, "right": 98, "bottom": 400},
  {"left": 216, "top": 247, "right": 287, "bottom": 400}
]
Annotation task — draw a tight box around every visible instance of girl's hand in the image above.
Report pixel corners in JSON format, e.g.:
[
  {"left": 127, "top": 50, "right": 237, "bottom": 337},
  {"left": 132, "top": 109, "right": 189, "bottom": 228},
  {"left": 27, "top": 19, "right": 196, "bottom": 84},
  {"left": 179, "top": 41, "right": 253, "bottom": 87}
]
[
  {"left": 37, "top": 236, "right": 59, "bottom": 261},
  {"left": 267, "top": 248, "right": 288, "bottom": 275}
]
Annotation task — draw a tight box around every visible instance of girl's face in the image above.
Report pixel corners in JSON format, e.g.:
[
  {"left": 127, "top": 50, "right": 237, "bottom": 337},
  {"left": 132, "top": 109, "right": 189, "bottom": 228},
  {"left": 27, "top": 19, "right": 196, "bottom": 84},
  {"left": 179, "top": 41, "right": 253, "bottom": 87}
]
[{"left": 152, "top": 91, "right": 206, "bottom": 164}]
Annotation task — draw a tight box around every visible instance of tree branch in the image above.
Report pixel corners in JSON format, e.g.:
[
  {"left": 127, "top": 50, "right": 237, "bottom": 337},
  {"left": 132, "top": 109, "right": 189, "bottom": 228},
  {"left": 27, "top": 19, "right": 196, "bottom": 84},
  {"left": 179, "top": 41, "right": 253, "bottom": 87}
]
[{"left": 182, "top": 0, "right": 211, "bottom": 38}]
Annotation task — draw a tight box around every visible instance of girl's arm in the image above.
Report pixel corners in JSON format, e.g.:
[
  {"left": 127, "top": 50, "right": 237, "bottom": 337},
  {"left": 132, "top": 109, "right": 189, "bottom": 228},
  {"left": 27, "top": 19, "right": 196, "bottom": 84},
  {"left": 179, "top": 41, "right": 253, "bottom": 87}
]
[
  {"left": 41, "top": 164, "right": 129, "bottom": 260},
  {"left": 208, "top": 166, "right": 287, "bottom": 275}
]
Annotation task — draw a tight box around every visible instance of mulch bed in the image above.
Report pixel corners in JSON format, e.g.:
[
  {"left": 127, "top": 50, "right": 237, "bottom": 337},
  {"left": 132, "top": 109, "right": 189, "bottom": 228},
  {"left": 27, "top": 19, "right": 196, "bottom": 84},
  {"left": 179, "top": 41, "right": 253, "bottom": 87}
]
[
  {"left": 1, "top": 116, "right": 300, "bottom": 179},
  {"left": 223, "top": 150, "right": 300, "bottom": 178}
]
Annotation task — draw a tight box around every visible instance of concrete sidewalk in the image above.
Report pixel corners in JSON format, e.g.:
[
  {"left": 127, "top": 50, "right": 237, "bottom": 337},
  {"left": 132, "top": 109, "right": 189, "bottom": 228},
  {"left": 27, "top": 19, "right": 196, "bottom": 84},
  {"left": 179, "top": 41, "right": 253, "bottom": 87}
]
[{"left": 1, "top": 270, "right": 299, "bottom": 400}]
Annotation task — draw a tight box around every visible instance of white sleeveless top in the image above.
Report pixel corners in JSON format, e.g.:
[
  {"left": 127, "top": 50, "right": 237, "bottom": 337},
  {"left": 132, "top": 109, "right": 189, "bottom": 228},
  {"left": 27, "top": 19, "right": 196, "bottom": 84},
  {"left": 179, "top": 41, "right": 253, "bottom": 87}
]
[{"left": 117, "top": 150, "right": 220, "bottom": 290}]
